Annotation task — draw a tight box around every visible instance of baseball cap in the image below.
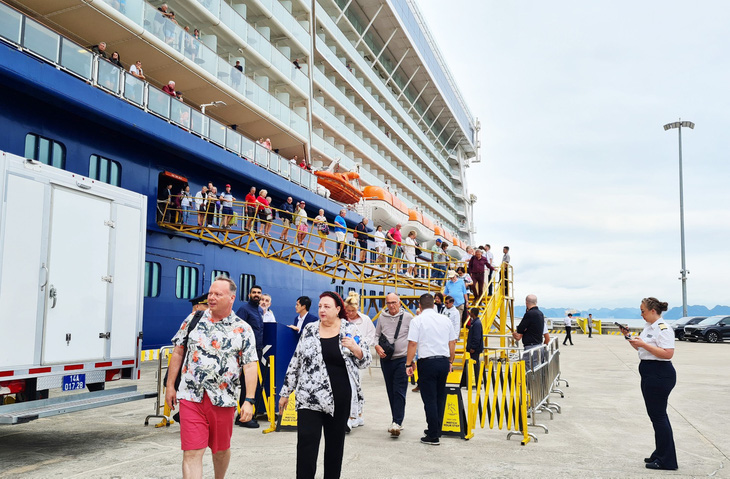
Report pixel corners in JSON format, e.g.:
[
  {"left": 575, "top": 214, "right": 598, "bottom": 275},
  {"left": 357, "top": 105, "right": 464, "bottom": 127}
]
[
  {"left": 436, "top": 238, "right": 442, "bottom": 243},
  {"left": 225, "top": 184, "right": 231, "bottom": 188},
  {"left": 447, "top": 270, "right": 457, "bottom": 279}
]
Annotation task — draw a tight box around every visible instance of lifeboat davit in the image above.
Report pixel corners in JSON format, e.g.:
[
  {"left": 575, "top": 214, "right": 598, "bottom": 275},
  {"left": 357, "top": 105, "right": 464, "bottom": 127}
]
[
  {"left": 405, "top": 209, "right": 435, "bottom": 244},
  {"left": 314, "top": 171, "right": 363, "bottom": 204},
  {"left": 362, "top": 186, "right": 409, "bottom": 228}
]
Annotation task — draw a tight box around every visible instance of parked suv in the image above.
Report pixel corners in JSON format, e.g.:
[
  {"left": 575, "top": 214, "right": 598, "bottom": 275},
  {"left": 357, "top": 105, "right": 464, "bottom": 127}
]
[
  {"left": 671, "top": 316, "right": 707, "bottom": 340},
  {"left": 683, "top": 315, "right": 730, "bottom": 343}
]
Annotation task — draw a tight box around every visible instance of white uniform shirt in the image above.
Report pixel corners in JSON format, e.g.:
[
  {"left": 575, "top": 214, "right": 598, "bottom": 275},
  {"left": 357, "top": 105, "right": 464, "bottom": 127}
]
[
  {"left": 485, "top": 250, "right": 494, "bottom": 268},
  {"left": 564, "top": 316, "right": 572, "bottom": 327},
  {"left": 263, "top": 310, "right": 276, "bottom": 323},
  {"left": 637, "top": 318, "right": 675, "bottom": 361},
  {"left": 444, "top": 305, "right": 460, "bottom": 337},
  {"left": 407, "top": 308, "right": 457, "bottom": 358}
]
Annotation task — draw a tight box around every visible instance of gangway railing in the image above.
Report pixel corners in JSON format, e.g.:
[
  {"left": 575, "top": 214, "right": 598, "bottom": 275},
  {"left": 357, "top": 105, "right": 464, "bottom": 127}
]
[{"left": 158, "top": 198, "right": 463, "bottom": 290}]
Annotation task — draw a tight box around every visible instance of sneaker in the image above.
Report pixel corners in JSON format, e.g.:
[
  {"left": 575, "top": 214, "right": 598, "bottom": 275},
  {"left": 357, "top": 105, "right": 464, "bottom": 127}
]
[
  {"left": 235, "top": 419, "right": 259, "bottom": 429},
  {"left": 356, "top": 416, "right": 364, "bottom": 427},
  {"left": 348, "top": 418, "right": 358, "bottom": 429},
  {"left": 388, "top": 422, "right": 401, "bottom": 438},
  {"left": 420, "top": 435, "right": 439, "bottom": 446}
]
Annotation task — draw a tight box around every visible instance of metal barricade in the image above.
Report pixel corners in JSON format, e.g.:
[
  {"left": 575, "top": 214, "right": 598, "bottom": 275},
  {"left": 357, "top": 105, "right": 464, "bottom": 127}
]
[{"left": 144, "top": 346, "right": 175, "bottom": 427}]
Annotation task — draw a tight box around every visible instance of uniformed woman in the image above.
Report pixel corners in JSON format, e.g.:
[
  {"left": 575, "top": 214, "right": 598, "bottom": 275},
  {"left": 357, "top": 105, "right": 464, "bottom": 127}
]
[{"left": 622, "top": 297, "right": 678, "bottom": 471}]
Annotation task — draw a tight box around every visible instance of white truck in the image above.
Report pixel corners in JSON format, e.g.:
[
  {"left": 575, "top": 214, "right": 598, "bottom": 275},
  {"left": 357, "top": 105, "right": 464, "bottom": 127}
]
[{"left": 0, "top": 150, "right": 153, "bottom": 424}]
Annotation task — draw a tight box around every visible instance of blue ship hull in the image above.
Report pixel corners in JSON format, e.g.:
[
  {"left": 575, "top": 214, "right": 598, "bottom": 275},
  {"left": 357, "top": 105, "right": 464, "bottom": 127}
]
[{"left": 0, "top": 40, "right": 389, "bottom": 349}]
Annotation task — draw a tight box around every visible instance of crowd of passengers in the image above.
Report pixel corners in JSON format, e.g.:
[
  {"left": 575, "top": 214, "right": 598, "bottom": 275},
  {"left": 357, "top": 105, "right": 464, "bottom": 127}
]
[{"left": 158, "top": 182, "right": 509, "bottom": 296}]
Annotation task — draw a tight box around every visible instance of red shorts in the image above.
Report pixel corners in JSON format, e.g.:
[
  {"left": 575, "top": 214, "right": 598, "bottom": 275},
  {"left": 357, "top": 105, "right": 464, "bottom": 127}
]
[{"left": 179, "top": 395, "right": 235, "bottom": 454}]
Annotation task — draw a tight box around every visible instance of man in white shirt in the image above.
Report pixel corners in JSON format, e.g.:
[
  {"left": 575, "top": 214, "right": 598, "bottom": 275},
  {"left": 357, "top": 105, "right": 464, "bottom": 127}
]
[
  {"left": 405, "top": 294, "right": 457, "bottom": 446},
  {"left": 484, "top": 244, "right": 495, "bottom": 295},
  {"left": 261, "top": 294, "right": 276, "bottom": 323},
  {"left": 443, "top": 296, "right": 461, "bottom": 338},
  {"left": 563, "top": 313, "right": 574, "bottom": 345}
]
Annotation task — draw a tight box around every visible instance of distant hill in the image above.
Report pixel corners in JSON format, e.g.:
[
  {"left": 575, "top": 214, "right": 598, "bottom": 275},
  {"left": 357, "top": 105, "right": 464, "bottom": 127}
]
[{"left": 514, "top": 305, "right": 730, "bottom": 319}]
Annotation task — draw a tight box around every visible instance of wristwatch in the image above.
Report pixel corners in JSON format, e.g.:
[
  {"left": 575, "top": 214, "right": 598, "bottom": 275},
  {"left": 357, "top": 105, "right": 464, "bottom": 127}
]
[
  {"left": 405, "top": 363, "right": 413, "bottom": 368},
  {"left": 244, "top": 398, "right": 255, "bottom": 405}
]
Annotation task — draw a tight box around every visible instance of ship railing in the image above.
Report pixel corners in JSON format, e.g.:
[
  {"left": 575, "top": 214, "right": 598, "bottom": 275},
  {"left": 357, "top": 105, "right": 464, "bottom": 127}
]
[
  {"left": 158, "top": 197, "right": 459, "bottom": 290},
  {"left": 0, "top": 2, "right": 319, "bottom": 195}
]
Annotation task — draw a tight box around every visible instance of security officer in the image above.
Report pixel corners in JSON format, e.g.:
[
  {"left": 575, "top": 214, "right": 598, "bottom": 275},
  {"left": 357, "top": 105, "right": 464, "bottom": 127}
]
[{"left": 621, "top": 297, "right": 677, "bottom": 471}]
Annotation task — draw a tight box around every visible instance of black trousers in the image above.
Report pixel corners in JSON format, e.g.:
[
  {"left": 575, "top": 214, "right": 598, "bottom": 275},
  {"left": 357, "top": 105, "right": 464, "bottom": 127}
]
[
  {"left": 296, "top": 403, "right": 350, "bottom": 479},
  {"left": 563, "top": 326, "right": 573, "bottom": 345},
  {"left": 418, "top": 356, "right": 450, "bottom": 438},
  {"left": 639, "top": 360, "right": 678, "bottom": 469},
  {"left": 380, "top": 356, "right": 407, "bottom": 425}
]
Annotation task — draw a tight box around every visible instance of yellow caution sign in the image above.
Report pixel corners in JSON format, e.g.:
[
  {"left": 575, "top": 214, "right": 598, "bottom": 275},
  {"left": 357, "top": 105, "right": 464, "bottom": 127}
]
[
  {"left": 276, "top": 392, "right": 298, "bottom": 431},
  {"left": 441, "top": 385, "right": 468, "bottom": 438}
]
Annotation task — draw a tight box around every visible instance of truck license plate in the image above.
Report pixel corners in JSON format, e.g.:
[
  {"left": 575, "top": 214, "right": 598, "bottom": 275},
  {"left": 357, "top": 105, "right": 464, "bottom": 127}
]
[{"left": 62, "top": 374, "right": 86, "bottom": 391}]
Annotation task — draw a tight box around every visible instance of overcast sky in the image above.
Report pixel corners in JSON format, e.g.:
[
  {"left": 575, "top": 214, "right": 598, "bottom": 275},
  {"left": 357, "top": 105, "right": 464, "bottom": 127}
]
[{"left": 418, "top": 0, "right": 730, "bottom": 309}]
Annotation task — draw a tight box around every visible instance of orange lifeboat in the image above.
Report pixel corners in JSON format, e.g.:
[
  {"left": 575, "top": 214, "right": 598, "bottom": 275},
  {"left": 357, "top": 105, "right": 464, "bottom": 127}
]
[
  {"left": 405, "top": 209, "right": 435, "bottom": 243},
  {"left": 362, "top": 186, "right": 409, "bottom": 226},
  {"left": 314, "top": 171, "right": 363, "bottom": 204}
]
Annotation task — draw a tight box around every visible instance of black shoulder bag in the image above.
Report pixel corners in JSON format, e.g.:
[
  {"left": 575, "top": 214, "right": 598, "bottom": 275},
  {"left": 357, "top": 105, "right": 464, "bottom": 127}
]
[
  {"left": 164, "top": 310, "right": 204, "bottom": 391},
  {"left": 378, "top": 313, "right": 404, "bottom": 360}
]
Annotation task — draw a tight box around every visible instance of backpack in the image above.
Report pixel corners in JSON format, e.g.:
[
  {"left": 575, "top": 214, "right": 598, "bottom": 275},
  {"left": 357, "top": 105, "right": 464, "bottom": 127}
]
[{"left": 163, "top": 310, "right": 204, "bottom": 391}]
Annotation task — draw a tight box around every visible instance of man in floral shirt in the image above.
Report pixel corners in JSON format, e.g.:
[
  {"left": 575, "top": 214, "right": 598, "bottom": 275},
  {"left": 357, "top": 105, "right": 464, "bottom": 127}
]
[{"left": 165, "top": 277, "right": 258, "bottom": 478}]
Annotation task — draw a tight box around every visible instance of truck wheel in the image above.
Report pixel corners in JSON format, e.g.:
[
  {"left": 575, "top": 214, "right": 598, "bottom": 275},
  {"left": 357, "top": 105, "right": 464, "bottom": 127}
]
[{"left": 706, "top": 331, "right": 719, "bottom": 343}]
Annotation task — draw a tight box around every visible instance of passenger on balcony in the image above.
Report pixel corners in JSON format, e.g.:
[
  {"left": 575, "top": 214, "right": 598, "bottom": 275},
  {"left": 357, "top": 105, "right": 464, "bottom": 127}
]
[
  {"left": 403, "top": 231, "right": 417, "bottom": 277},
  {"left": 295, "top": 201, "right": 308, "bottom": 246},
  {"left": 109, "top": 51, "right": 122, "bottom": 68},
  {"left": 194, "top": 185, "right": 208, "bottom": 226},
  {"left": 90, "top": 42, "right": 107, "bottom": 59},
  {"left": 278, "top": 196, "right": 295, "bottom": 242},
  {"left": 386, "top": 223, "right": 403, "bottom": 273},
  {"left": 219, "top": 184, "right": 236, "bottom": 229},
  {"left": 293, "top": 58, "right": 301, "bottom": 70},
  {"left": 179, "top": 185, "right": 192, "bottom": 224},
  {"left": 244, "top": 187, "right": 257, "bottom": 232},
  {"left": 163, "top": 80, "right": 177, "bottom": 97},
  {"left": 256, "top": 189, "right": 271, "bottom": 236},
  {"left": 314, "top": 209, "right": 329, "bottom": 253},
  {"left": 373, "top": 225, "right": 387, "bottom": 264},
  {"left": 355, "top": 217, "right": 369, "bottom": 263},
  {"left": 129, "top": 61, "right": 145, "bottom": 81},
  {"left": 334, "top": 209, "right": 347, "bottom": 257},
  {"left": 164, "top": 12, "right": 178, "bottom": 47},
  {"left": 263, "top": 138, "right": 272, "bottom": 150}
]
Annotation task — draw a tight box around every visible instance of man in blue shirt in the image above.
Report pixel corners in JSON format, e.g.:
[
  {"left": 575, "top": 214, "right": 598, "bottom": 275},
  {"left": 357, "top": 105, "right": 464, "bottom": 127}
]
[
  {"left": 334, "top": 208, "right": 347, "bottom": 257},
  {"left": 443, "top": 270, "right": 468, "bottom": 322},
  {"left": 235, "top": 285, "right": 264, "bottom": 428}
]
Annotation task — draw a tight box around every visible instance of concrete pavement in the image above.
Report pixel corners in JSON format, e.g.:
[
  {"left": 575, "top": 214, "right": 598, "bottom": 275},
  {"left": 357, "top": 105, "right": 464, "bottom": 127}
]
[{"left": 0, "top": 333, "right": 728, "bottom": 478}]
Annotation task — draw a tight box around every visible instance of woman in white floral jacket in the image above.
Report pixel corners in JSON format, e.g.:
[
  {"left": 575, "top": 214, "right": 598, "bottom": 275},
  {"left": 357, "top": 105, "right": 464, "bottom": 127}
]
[{"left": 279, "top": 291, "right": 371, "bottom": 479}]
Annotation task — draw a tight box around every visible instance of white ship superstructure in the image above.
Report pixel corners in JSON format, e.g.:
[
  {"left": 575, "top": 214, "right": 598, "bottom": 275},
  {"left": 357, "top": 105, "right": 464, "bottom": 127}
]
[{"left": 7, "top": 0, "right": 478, "bottom": 244}]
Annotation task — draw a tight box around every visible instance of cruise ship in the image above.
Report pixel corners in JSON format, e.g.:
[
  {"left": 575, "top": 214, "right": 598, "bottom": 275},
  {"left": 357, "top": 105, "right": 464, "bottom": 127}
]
[{"left": 0, "top": 0, "right": 479, "bottom": 349}]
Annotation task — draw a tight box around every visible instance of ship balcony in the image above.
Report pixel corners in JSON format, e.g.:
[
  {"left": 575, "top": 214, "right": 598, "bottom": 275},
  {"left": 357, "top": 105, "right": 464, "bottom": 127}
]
[
  {"left": 315, "top": 9, "right": 453, "bottom": 172},
  {"left": 313, "top": 65, "right": 454, "bottom": 201},
  {"left": 0, "top": 3, "right": 320, "bottom": 193},
  {"left": 171, "top": 0, "right": 310, "bottom": 94},
  {"left": 311, "top": 101, "right": 454, "bottom": 215},
  {"left": 17, "top": 0, "right": 313, "bottom": 155}
]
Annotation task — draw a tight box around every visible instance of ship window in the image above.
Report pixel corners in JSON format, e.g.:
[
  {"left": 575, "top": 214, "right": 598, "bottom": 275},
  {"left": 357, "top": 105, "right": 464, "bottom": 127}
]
[
  {"left": 239, "top": 274, "right": 256, "bottom": 301},
  {"left": 176, "top": 265, "right": 198, "bottom": 299},
  {"left": 212, "top": 270, "right": 230, "bottom": 283},
  {"left": 144, "top": 262, "right": 161, "bottom": 297},
  {"left": 89, "top": 155, "right": 121, "bottom": 186},
  {"left": 24, "top": 133, "right": 66, "bottom": 169},
  {"left": 348, "top": 287, "right": 356, "bottom": 295},
  {"left": 335, "top": 286, "right": 344, "bottom": 297}
]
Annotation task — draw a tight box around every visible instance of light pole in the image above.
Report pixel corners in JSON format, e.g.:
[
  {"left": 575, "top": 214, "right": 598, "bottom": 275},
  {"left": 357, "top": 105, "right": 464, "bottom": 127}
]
[{"left": 663, "top": 119, "right": 694, "bottom": 318}]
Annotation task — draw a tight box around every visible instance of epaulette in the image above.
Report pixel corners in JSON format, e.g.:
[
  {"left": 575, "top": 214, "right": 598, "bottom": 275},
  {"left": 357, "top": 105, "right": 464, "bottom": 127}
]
[{"left": 659, "top": 323, "right": 668, "bottom": 330}]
